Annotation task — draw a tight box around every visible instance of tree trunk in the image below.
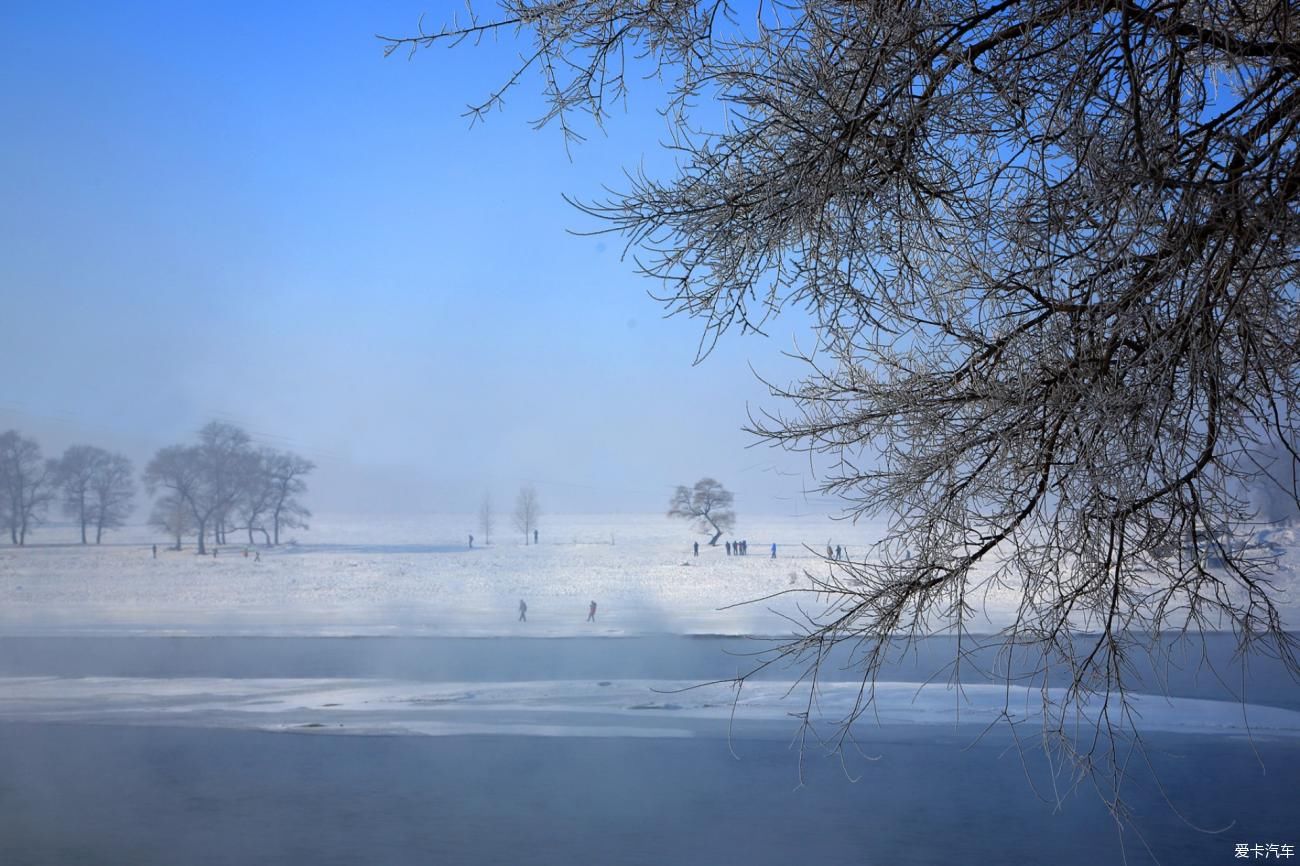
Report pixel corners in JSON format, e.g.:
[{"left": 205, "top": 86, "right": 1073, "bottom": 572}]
[
  {"left": 706, "top": 514, "right": 722, "bottom": 546},
  {"left": 96, "top": 522, "right": 104, "bottom": 544},
  {"left": 196, "top": 520, "right": 207, "bottom": 555},
  {"left": 80, "top": 495, "right": 88, "bottom": 544}
]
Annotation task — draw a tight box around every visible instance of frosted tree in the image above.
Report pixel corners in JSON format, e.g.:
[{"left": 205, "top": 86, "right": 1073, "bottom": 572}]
[
  {"left": 479, "top": 493, "right": 494, "bottom": 546},
  {"left": 55, "top": 445, "right": 104, "bottom": 544},
  {"left": 668, "top": 478, "right": 735, "bottom": 547},
  {"left": 87, "top": 452, "right": 134, "bottom": 544},
  {"left": 513, "top": 485, "right": 540, "bottom": 544},
  {"left": 237, "top": 450, "right": 277, "bottom": 546},
  {"left": 58, "top": 446, "right": 135, "bottom": 544},
  {"left": 391, "top": 0, "right": 1300, "bottom": 825},
  {"left": 147, "top": 426, "right": 312, "bottom": 552},
  {"left": 266, "top": 451, "right": 313, "bottom": 545},
  {"left": 0, "top": 430, "right": 55, "bottom": 546},
  {"left": 145, "top": 422, "right": 259, "bottom": 554},
  {"left": 199, "top": 422, "right": 256, "bottom": 547},
  {"left": 150, "top": 494, "right": 194, "bottom": 551},
  {"left": 144, "top": 446, "right": 208, "bottom": 553}
]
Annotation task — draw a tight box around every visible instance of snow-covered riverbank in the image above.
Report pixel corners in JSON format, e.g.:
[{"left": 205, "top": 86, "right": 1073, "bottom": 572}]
[
  {"left": 0, "top": 512, "right": 896, "bottom": 637},
  {"left": 3, "top": 512, "right": 1297, "bottom": 638}
]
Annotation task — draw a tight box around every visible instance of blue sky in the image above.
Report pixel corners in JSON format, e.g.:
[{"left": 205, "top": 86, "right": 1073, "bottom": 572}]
[{"left": 0, "top": 2, "right": 833, "bottom": 515}]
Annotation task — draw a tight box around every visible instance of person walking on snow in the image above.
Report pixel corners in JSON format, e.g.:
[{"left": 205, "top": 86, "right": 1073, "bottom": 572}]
[
  {"left": 533, "top": 529, "right": 538, "bottom": 545},
  {"left": 770, "top": 542, "right": 777, "bottom": 558},
  {"left": 587, "top": 600, "right": 597, "bottom": 622},
  {"left": 518, "top": 599, "right": 528, "bottom": 622},
  {"left": 693, "top": 541, "right": 699, "bottom": 557},
  {"left": 469, "top": 533, "right": 474, "bottom": 548}
]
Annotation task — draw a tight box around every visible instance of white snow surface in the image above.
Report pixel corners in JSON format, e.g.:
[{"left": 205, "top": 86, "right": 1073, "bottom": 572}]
[
  {"left": 0, "top": 512, "right": 893, "bottom": 636},
  {"left": 1, "top": 512, "right": 1296, "bottom": 637},
  {"left": 3, "top": 676, "right": 1297, "bottom": 740}
]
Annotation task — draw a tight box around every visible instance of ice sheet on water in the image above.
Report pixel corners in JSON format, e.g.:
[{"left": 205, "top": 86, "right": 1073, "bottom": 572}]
[{"left": 2, "top": 676, "right": 1297, "bottom": 740}]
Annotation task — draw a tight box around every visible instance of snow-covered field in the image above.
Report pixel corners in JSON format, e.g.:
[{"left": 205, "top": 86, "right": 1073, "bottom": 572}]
[
  {"left": 2, "top": 511, "right": 1298, "bottom": 637},
  {"left": 0, "top": 512, "right": 909, "bottom": 637}
]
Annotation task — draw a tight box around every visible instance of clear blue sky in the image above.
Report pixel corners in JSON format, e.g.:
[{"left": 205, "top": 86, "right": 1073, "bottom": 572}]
[{"left": 0, "top": 1, "right": 833, "bottom": 516}]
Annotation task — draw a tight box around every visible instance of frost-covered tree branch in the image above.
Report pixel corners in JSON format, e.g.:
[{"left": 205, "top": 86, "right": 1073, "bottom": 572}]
[{"left": 393, "top": 0, "right": 1300, "bottom": 829}]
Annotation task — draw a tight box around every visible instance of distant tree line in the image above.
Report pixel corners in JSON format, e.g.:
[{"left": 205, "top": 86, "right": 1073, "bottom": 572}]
[
  {"left": 144, "top": 422, "right": 313, "bottom": 554},
  {"left": 0, "top": 422, "right": 313, "bottom": 552},
  {"left": 1, "top": 430, "right": 136, "bottom": 546}
]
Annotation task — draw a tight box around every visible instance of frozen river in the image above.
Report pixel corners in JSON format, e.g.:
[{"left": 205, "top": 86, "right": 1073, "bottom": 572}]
[
  {"left": 1, "top": 634, "right": 1297, "bottom": 864},
  {"left": 2, "top": 719, "right": 1296, "bottom": 866},
  {"left": 2, "top": 633, "right": 1297, "bottom": 709}
]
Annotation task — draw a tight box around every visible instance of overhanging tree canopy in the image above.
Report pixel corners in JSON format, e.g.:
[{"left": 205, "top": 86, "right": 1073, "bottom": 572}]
[{"left": 389, "top": 0, "right": 1300, "bottom": 818}]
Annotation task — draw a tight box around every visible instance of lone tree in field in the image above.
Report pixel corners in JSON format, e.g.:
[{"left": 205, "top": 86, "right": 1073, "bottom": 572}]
[
  {"left": 479, "top": 493, "right": 494, "bottom": 546},
  {"left": 391, "top": 0, "right": 1300, "bottom": 820},
  {"left": 513, "top": 485, "right": 540, "bottom": 544},
  {"left": 668, "top": 479, "right": 735, "bottom": 547}
]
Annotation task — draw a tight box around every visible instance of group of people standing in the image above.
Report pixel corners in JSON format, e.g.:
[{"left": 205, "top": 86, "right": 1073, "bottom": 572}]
[
  {"left": 150, "top": 543, "right": 258, "bottom": 562},
  {"left": 691, "top": 539, "right": 778, "bottom": 558}
]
